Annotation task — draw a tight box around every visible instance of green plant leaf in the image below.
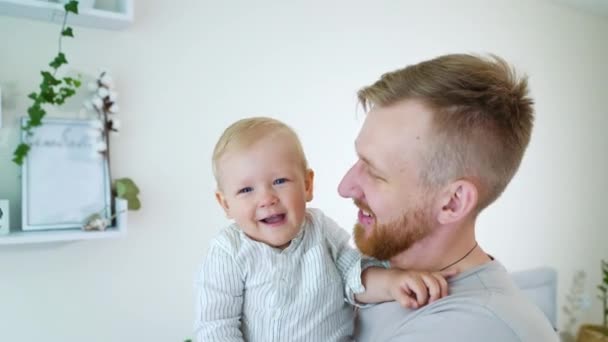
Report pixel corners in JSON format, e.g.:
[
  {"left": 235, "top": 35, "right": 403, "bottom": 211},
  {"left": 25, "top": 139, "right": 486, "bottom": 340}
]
[
  {"left": 114, "top": 178, "right": 141, "bottom": 211},
  {"left": 27, "top": 105, "right": 46, "bottom": 126},
  {"left": 41, "top": 71, "right": 61, "bottom": 86},
  {"left": 13, "top": 0, "right": 81, "bottom": 166},
  {"left": 40, "top": 87, "right": 57, "bottom": 104},
  {"left": 49, "top": 53, "right": 68, "bottom": 69},
  {"left": 12, "top": 143, "right": 30, "bottom": 165},
  {"left": 115, "top": 178, "right": 140, "bottom": 195},
  {"left": 116, "top": 181, "right": 127, "bottom": 197},
  {"left": 61, "top": 27, "right": 74, "bottom": 37},
  {"left": 64, "top": 0, "right": 78, "bottom": 14},
  {"left": 126, "top": 196, "right": 141, "bottom": 211}
]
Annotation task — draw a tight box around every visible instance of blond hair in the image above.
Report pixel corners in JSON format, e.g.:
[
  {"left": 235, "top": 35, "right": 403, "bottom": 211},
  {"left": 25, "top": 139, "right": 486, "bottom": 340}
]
[
  {"left": 212, "top": 117, "right": 308, "bottom": 185},
  {"left": 358, "top": 54, "right": 534, "bottom": 211}
]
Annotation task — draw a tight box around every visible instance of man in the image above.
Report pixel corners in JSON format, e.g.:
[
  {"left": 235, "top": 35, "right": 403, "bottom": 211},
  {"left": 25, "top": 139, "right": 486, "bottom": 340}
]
[{"left": 338, "top": 54, "right": 558, "bottom": 341}]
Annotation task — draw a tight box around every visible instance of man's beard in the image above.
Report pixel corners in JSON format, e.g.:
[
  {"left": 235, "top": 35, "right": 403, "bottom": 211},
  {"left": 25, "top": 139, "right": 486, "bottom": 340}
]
[{"left": 353, "top": 199, "right": 433, "bottom": 261}]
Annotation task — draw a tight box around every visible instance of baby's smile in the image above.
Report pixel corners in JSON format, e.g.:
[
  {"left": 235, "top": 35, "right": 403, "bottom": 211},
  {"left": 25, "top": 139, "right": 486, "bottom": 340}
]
[{"left": 259, "top": 213, "right": 287, "bottom": 226}]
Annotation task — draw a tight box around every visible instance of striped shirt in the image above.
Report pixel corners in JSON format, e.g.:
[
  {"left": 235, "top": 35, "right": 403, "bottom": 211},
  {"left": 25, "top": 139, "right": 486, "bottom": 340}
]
[{"left": 195, "top": 208, "right": 371, "bottom": 342}]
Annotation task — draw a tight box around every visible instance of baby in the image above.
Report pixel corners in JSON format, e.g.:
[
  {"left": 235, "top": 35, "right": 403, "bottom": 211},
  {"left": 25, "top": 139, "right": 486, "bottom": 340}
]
[{"left": 195, "top": 117, "right": 449, "bottom": 342}]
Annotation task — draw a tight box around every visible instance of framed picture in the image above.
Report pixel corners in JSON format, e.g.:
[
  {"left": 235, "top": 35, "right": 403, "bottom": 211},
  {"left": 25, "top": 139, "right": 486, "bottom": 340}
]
[{"left": 21, "top": 117, "right": 112, "bottom": 231}]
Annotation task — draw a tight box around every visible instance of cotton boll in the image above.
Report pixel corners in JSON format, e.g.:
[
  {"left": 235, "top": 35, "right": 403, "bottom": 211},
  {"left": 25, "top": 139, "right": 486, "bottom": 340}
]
[
  {"left": 108, "top": 104, "right": 120, "bottom": 114},
  {"left": 100, "top": 74, "right": 113, "bottom": 88},
  {"left": 97, "top": 87, "right": 109, "bottom": 98},
  {"left": 108, "top": 91, "right": 118, "bottom": 102},
  {"left": 91, "top": 96, "right": 103, "bottom": 110},
  {"left": 110, "top": 118, "right": 121, "bottom": 130},
  {"left": 95, "top": 141, "right": 107, "bottom": 152}
]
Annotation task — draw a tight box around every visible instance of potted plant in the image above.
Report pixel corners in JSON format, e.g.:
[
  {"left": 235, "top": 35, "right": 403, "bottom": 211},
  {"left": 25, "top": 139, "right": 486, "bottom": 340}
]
[{"left": 577, "top": 260, "right": 608, "bottom": 342}]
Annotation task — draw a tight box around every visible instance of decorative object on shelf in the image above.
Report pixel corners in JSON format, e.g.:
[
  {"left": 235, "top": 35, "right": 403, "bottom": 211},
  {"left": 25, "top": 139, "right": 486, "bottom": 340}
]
[
  {"left": 21, "top": 117, "right": 112, "bottom": 231},
  {"left": 82, "top": 213, "right": 109, "bottom": 231},
  {"left": 12, "top": 0, "right": 82, "bottom": 165},
  {"left": 576, "top": 260, "right": 608, "bottom": 342},
  {"left": 81, "top": 199, "right": 127, "bottom": 231},
  {"left": 83, "top": 71, "right": 141, "bottom": 212},
  {"left": 0, "top": 200, "right": 9, "bottom": 235}
]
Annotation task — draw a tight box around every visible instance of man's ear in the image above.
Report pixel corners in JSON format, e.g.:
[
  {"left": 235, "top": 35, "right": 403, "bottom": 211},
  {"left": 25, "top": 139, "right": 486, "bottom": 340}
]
[
  {"left": 304, "top": 169, "right": 315, "bottom": 202},
  {"left": 215, "top": 191, "right": 232, "bottom": 218},
  {"left": 436, "top": 180, "right": 478, "bottom": 225}
]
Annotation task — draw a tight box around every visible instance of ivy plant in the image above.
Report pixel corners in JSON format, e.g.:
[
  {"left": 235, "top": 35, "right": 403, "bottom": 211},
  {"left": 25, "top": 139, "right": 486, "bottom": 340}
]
[{"left": 12, "top": 0, "right": 82, "bottom": 165}]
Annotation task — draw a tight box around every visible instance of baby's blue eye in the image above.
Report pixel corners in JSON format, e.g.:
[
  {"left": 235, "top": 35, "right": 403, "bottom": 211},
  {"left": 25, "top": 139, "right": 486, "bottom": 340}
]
[
  {"left": 238, "top": 187, "right": 253, "bottom": 194},
  {"left": 273, "top": 178, "right": 288, "bottom": 185}
]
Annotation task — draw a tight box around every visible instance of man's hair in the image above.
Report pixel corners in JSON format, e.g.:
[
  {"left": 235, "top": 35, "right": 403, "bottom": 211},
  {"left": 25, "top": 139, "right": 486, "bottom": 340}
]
[
  {"left": 212, "top": 117, "right": 308, "bottom": 185},
  {"left": 358, "top": 54, "right": 534, "bottom": 211}
]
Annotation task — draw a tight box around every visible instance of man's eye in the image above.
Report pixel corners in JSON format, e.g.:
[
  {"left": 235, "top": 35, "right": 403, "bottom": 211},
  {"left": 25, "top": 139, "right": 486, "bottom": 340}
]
[
  {"left": 238, "top": 187, "right": 253, "bottom": 194},
  {"left": 368, "top": 171, "right": 384, "bottom": 182},
  {"left": 273, "top": 178, "right": 288, "bottom": 185}
]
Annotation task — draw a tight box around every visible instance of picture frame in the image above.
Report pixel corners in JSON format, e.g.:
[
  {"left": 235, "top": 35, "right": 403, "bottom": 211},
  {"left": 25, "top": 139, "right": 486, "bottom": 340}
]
[{"left": 21, "top": 117, "right": 112, "bottom": 231}]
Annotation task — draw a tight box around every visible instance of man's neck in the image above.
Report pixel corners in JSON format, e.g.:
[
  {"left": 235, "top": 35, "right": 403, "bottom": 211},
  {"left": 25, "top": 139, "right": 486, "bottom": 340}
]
[{"left": 389, "top": 222, "right": 492, "bottom": 272}]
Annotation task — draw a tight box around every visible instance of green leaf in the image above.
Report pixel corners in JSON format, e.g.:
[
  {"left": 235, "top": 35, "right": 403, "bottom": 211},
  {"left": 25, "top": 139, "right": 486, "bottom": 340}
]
[
  {"left": 28, "top": 92, "right": 38, "bottom": 100},
  {"left": 12, "top": 143, "right": 30, "bottom": 166},
  {"left": 114, "top": 178, "right": 141, "bottom": 211},
  {"left": 49, "top": 53, "right": 68, "bottom": 69},
  {"left": 126, "top": 196, "right": 141, "bottom": 211},
  {"left": 64, "top": 0, "right": 78, "bottom": 14},
  {"left": 61, "top": 27, "right": 74, "bottom": 37},
  {"left": 73, "top": 79, "right": 82, "bottom": 87},
  {"left": 59, "top": 86, "right": 76, "bottom": 98},
  {"left": 27, "top": 105, "right": 46, "bottom": 126},
  {"left": 115, "top": 178, "right": 140, "bottom": 196},
  {"left": 41, "top": 71, "right": 61, "bottom": 86},
  {"left": 40, "top": 87, "right": 56, "bottom": 103},
  {"left": 116, "top": 181, "right": 127, "bottom": 197}
]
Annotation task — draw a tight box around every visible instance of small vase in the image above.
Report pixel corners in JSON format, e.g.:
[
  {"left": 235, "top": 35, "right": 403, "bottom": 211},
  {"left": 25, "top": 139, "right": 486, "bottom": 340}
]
[{"left": 577, "top": 324, "right": 608, "bottom": 342}]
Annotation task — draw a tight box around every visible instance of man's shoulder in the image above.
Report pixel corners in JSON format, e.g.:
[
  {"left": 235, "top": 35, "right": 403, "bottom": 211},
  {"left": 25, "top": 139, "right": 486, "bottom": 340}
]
[{"left": 356, "top": 261, "right": 558, "bottom": 342}]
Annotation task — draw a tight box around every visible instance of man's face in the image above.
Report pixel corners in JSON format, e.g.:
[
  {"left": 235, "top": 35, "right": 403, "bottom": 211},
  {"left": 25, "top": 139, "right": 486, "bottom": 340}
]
[{"left": 338, "top": 100, "right": 438, "bottom": 260}]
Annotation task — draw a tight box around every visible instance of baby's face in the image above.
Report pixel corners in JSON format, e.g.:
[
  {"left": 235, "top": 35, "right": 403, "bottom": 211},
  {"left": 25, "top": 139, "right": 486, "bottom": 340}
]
[{"left": 215, "top": 135, "right": 313, "bottom": 249}]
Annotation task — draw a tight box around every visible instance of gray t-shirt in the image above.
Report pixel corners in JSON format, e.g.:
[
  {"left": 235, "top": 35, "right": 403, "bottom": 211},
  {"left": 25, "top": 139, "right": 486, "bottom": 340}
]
[{"left": 354, "top": 260, "right": 559, "bottom": 342}]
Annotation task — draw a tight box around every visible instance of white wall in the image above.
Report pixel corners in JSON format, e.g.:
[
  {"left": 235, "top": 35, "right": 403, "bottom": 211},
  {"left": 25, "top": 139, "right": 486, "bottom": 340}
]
[{"left": 0, "top": 0, "right": 606, "bottom": 341}]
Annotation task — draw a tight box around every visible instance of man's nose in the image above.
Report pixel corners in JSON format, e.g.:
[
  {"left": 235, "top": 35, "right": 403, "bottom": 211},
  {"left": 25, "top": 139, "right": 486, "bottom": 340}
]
[
  {"left": 338, "top": 163, "right": 363, "bottom": 199},
  {"left": 258, "top": 188, "right": 278, "bottom": 207}
]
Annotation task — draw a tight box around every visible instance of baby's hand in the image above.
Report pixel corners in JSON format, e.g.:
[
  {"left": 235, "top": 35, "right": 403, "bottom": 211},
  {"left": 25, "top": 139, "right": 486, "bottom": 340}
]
[{"left": 387, "top": 270, "right": 450, "bottom": 309}]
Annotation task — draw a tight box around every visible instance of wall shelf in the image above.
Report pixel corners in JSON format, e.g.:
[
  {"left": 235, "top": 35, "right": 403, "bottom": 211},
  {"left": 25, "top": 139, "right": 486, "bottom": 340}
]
[
  {"left": 0, "top": 198, "right": 128, "bottom": 245},
  {"left": 0, "top": 0, "right": 133, "bottom": 30}
]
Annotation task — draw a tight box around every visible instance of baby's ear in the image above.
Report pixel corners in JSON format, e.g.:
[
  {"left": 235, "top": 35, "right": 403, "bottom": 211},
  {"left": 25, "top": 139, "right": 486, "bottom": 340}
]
[
  {"left": 304, "top": 169, "right": 315, "bottom": 202},
  {"left": 215, "top": 191, "right": 232, "bottom": 218}
]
